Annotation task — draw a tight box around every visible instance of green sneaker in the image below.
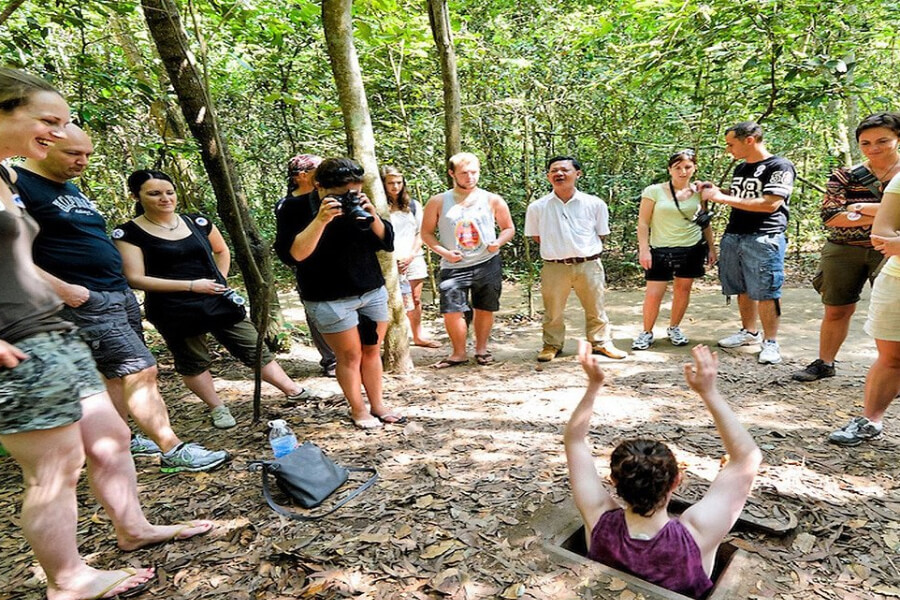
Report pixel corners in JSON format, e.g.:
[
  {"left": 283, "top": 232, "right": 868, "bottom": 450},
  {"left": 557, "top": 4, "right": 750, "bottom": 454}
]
[{"left": 160, "top": 442, "right": 229, "bottom": 473}]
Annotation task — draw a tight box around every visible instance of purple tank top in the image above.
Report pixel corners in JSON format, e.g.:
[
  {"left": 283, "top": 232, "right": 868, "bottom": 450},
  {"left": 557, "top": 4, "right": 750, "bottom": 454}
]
[{"left": 587, "top": 509, "right": 713, "bottom": 599}]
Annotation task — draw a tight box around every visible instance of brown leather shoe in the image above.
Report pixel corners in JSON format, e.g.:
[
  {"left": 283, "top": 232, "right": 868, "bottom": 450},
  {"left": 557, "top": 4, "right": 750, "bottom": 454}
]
[
  {"left": 537, "top": 345, "right": 561, "bottom": 362},
  {"left": 591, "top": 342, "right": 627, "bottom": 360}
]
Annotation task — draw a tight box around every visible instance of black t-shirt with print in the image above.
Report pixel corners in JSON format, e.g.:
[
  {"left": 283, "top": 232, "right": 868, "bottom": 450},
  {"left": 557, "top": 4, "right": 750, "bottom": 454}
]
[{"left": 724, "top": 155, "right": 795, "bottom": 235}]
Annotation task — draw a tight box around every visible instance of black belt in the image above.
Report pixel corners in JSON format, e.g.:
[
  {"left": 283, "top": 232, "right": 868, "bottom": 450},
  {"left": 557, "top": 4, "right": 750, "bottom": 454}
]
[{"left": 545, "top": 253, "right": 602, "bottom": 265}]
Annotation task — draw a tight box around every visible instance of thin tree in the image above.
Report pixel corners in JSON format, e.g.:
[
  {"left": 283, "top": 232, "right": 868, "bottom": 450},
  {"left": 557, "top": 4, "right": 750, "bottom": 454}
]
[
  {"left": 427, "top": 0, "right": 461, "bottom": 176},
  {"left": 322, "top": 0, "right": 412, "bottom": 373}
]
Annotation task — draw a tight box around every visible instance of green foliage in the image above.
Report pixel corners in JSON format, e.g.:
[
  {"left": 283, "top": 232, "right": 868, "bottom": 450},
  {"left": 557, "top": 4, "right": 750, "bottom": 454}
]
[{"left": 2, "top": 0, "right": 898, "bottom": 278}]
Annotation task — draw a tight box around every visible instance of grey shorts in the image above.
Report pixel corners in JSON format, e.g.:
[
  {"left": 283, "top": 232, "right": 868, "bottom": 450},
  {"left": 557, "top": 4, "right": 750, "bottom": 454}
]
[
  {"left": 303, "top": 286, "right": 390, "bottom": 335},
  {"left": 718, "top": 232, "right": 786, "bottom": 301},
  {"left": 439, "top": 254, "right": 502, "bottom": 314},
  {"left": 163, "top": 319, "right": 274, "bottom": 376},
  {"left": 60, "top": 289, "right": 156, "bottom": 379},
  {"left": 0, "top": 330, "right": 105, "bottom": 435}
]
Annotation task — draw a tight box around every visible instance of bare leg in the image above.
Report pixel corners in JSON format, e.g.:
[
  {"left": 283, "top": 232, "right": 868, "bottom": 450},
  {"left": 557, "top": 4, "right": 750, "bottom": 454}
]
[
  {"left": 260, "top": 360, "right": 304, "bottom": 396},
  {"left": 758, "top": 298, "right": 780, "bottom": 340},
  {"left": 442, "top": 312, "right": 468, "bottom": 361},
  {"left": 862, "top": 339, "right": 900, "bottom": 423},
  {"left": 323, "top": 328, "right": 369, "bottom": 420},
  {"left": 361, "top": 322, "right": 393, "bottom": 417},
  {"left": 818, "top": 303, "right": 856, "bottom": 363},
  {"left": 472, "top": 309, "right": 494, "bottom": 356},
  {"left": 407, "top": 279, "right": 435, "bottom": 345},
  {"left": 110, "top": 366, "right": 180, "bottom": 453},
  {"left": 181, "top": 371, "right": 224, "bottom": 409},
  {"left": 78, "top": 391, "right": 212, "bottom": 551},
  {"left": 669, "top": 277, "right": 694, "bottom": 327},
  {"left": 641, "top": 281, "right": 668, "bottom": 331},
  {"left": 0, "top": 424, "right": 154, "bottom": 600},
  {"left": 736, "top": 293, "right": 759, "bottom": 333}
]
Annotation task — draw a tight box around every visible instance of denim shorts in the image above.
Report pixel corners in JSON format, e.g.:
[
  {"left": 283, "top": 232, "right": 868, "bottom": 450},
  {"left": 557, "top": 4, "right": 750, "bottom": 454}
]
[
  {"left": 303, "top": 286, "right": 389, "bottom": 335},
  {"left": 59, "top": 289, "right": 156, "bottom": 379},
  {"left": 718, "top": 232, "right": 786, "bottom": 301},
  {"left": 439, "top": 254, "right": 502, "bottom": 314},
  {"left": 162, "top": 319, "right": 274, "bottom": 376},
  {"left": 0, "top": 330, "right": 105, "bottom": 434}
]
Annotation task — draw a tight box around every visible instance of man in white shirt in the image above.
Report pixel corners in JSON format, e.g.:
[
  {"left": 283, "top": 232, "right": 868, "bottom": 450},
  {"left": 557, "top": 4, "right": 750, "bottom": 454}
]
[{"left": 525, "top": 156, "right": 627, "bottom": 362}]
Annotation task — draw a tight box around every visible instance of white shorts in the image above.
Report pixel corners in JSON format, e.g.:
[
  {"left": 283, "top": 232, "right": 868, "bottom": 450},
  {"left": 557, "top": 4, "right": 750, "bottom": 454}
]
[
  {"left": 406, "top": 255, "right": 428, "bottom": 281},
  {"left": 864, "top": 271, "right": 900, "bottom": 342}
]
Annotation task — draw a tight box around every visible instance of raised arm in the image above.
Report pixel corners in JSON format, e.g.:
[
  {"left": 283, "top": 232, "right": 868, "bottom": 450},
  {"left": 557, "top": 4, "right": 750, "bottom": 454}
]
[
  {"left": 287, "top": 195, "right": 341, "bottom": 262},
  {"left": 680, "top": 345, "right": 762, "bottom": 570},
  {"left": 565, "top": 341, "right": 620, "bottom": 535},
  {"left": 702, "top": 185, "right": 785, "bottom": 213}
]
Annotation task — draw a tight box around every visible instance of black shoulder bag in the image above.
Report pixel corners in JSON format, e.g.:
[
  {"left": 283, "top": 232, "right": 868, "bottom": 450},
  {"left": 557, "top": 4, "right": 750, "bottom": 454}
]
[
  {"left": 848, "top": 164, "right": 884, "bottom": 200},
  {"left": 183, "top": 216, "right": 247, "bottom": 330},
  {"left": 669, "top": 181, "right": 712, "bottom": 230},
  {"left": 250, "top": 442, "right": 378, "bottom": 521}
]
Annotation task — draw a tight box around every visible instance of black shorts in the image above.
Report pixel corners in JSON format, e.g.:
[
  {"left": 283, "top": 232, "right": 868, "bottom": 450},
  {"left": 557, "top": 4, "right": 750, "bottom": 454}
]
[
  {"left": 645, "top": 241, "right": 706, "bottom": 282},
  {"left": 439, "top": 254, "right": 502, "bottom": 313}
]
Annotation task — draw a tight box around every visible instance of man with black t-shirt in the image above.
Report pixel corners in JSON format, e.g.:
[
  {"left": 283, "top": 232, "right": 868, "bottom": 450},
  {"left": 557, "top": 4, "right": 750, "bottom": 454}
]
[
  {"left": 701, "top": 121, "right": 795, "bottom": 365},
  {"left": 15, "top": 124, "right": 228, "bottom": 473}
]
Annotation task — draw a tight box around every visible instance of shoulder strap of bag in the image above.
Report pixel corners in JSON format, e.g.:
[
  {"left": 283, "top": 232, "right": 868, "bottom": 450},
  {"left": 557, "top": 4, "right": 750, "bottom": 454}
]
[
  {"left": 259, "top": 464, "right": 378, "bottom": 521},
  {"left": 184, "top": 215, "right": 228, "bottom": 285},
  {"left": 848, "top": 164, "right": 884, "bottom": 200},
  {"left": 669, "top": 181, "right": 697, "bottom": 223}
]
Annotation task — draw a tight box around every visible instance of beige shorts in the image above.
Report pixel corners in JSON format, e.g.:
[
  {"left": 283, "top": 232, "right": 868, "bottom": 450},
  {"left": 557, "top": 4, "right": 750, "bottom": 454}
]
[{"left": 864, "top": 271, "right": 900, "bottom": 342}]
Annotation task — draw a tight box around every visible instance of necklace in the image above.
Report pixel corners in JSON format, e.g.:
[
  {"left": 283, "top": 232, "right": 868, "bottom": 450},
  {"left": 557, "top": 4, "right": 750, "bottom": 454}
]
[
  {"left": 143, "top": 214, "right": 180, "bottom": 231},
  {"left": 869, "top": 155, "right": 900, "bottom": 181}
]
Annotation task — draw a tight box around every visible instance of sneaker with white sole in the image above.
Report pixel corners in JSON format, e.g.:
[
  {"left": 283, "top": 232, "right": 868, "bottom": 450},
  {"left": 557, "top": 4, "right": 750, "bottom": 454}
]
[
  {"left": 758, "top": 339, "right": 782, "bottom": 364},
  {"left": 130, "top": 434, "right": 162, "bottom": 457},
  {"left": 210, "top": 405, "right": 236, "bottom": 429},
  {"left": 631, "top": 331, "right": 654, "bottom": 350},
  {"left": 791, "top": 359, "right": 836, "bottom": 382},
  {"left": 828, "top": 416, "right": 883, "bottom": 446},
  {"left": 718, "top": 328, "right": 762, "bottom": 348},
  {"left": 160, "top": 442, "right": 229, "bottom": 473},
  {"left": 666, "top": 326, "right": 689, "bottom": 346}
]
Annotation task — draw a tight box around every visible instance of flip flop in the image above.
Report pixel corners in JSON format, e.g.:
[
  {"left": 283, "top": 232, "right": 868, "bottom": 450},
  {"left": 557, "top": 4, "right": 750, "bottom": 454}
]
[
  {"left": 475, "top": 352, "right": 494, "bottom": 366},
  {"left": 92, "top": 567, "right": 156, "bottom": 600},
  {"left": 432, "top": 358, "right": 468, "bottom": 369},
  {"left": 122, "top": 520, "right": 213, "bottom": 551},
  {"left": 352, "top": 416, "right": 383, "bottom": 430},
  {"left": 414, "top": 340, "right": 442, "bottom": 348},
  {"left": 373, "top": 413, "right": 408, "bottom": 425}
]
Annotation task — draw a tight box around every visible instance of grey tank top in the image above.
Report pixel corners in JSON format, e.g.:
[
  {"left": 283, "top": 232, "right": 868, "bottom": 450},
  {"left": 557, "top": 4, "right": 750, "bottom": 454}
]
[
  {"left": 0, "top": 167, "right": 66, "bottom": 343},
  {"left": 437, "top": 189, "right": 497, "bottom": 269}
]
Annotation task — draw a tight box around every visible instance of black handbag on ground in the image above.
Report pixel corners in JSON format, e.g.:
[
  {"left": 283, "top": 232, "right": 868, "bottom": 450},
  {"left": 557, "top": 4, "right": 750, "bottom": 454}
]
[{"left": 250, "top": 442, "right": 377, "bottom": 521}]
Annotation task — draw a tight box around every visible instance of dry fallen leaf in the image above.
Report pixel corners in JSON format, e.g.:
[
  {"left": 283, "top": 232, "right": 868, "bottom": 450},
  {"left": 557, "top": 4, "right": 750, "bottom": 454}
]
[
  {"left": 500, "top": 582, "right": 525, "bottom": 599},
  {"left": 421, "top": 540, "right": 456, "bottom": 559},
  {"left": 608, "top": 577, "right": 627, "bottom": 591}
]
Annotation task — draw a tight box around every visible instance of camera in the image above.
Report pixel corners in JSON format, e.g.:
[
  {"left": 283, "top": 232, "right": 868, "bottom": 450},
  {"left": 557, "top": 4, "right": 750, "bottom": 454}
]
[
  {"left": 331, "top": 190, "right": 373, "bottom": 229},
  {"left": 693, "top": 209, "right": 712, "bottom": 230},
  {"left": 222, "top": 288, "right": 246, "bottom": 306}
]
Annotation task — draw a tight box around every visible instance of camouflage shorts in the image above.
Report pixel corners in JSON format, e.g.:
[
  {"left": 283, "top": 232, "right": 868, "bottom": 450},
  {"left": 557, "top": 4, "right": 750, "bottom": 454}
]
[{"left": 0, "top": 330, "right": 105, "bottom": 435}]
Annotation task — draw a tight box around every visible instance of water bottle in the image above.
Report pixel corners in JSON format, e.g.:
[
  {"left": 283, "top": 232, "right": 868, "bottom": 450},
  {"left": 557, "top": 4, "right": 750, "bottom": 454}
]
[{"left": 268, "top": 419, "right": 298, "bottom": 458}]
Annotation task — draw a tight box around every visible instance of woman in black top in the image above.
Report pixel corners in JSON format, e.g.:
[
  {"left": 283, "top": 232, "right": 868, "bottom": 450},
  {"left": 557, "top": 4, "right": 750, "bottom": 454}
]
[
  {"left": 115, "top": 170, "right": 310, "bottom": 430},
  {"left": 274, "top": 157, "right": 404, "bottom": 429}
]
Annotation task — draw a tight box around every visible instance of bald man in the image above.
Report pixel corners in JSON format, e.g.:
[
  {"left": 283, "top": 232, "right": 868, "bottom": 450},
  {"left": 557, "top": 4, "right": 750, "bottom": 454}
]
[{"left": 15, "top": 125, "right": 228, "bottom": 473}]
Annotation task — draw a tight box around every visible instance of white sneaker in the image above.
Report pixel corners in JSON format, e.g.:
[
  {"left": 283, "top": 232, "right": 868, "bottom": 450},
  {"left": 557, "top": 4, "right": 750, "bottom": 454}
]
[
  {"left": 666, "top": 326, "right": 689, "bottom": 346},
  {"left": 758, "top": 339, "right": 782, "bottom": 364},
  {"left": 631, "top": 331, "right": 654, "bottom": 350},
  {"left": 718, "top": 328, "right": 762, "bottom": 348},
  {"left": 210, "top": 405, "right": 236, "bottom": 429}
]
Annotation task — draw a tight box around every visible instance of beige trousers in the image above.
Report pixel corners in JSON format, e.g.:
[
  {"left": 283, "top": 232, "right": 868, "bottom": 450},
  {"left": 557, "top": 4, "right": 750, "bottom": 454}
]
[{"left": 540, "top": 259, "right": 611, "bottom": 348}]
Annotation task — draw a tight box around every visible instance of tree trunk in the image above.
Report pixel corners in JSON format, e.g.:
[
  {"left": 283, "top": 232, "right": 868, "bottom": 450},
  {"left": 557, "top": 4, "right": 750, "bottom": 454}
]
[
  {"left": 141, "top": 0, "right": 281, "bottom": 419},
  {"left": 427, "top": 0, "right": 461, "bottom": 179},
  {"left": 322, "top": 0, "right": 412, "bottom": 373}
]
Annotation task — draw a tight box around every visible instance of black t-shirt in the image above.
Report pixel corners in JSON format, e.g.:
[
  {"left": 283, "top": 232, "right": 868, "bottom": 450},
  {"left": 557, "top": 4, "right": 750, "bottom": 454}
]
[
  {"left": 14, "top": 167, "right": 129, "bottom": 292},
  {"left": 273, "top": 191, "right": 394, "bottom": 301},
  {"left": 112, "top": 214, "right": 218, "bottom": 332},
  {"left": 724, "top": 156, "right": 795, "bottom": 235}
]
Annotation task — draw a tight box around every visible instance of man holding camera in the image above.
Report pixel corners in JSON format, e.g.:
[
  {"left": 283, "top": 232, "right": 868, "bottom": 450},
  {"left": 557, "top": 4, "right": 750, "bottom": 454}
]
[
  {"left": 525, "top": 156, "right": 627, "bottom": 362},
  {"left": 14, "top": 124, "right": 229, "bottom": 472},
  {"left": 422, "top": 152, "right": 515, "bottom": 368},
  {"left": 701, "top": 121, "right": 796, "bottom": 365}
]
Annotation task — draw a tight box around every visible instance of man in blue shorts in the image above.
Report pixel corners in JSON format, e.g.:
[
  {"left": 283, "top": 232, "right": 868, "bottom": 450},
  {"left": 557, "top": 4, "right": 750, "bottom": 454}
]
[
  {"left": 15, "top": 125, "right": 228, "bottom": 472},
  {"left": 422, "top": 152, "right": 515, "bottom": 367},
  {"left": 701, "top": 121, "right": 796, "bottom": 364}
]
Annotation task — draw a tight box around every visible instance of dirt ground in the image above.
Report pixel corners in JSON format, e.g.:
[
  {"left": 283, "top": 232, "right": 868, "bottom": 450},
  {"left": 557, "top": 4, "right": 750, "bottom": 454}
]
[{"left": 1, "top": 281, "right": 899, "bottom": 600}]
